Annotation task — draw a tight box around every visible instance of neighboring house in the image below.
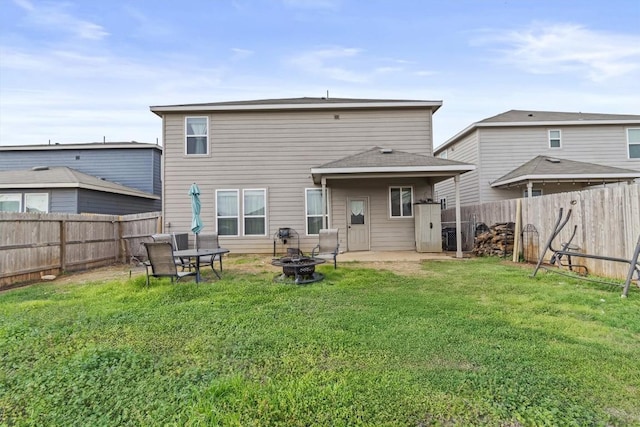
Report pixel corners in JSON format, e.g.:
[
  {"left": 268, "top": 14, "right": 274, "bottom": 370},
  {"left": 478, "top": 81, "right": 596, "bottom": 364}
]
[
  {"left": 0, "top": 166, "right": 160, "bottom": 215},
  {"left": 434, "top": 110, "right": 640, "bottom": 207},
  {"left": 0, "top": 142, "right": 162, "bottom": 215},
  {"left": 150, "top": 97, "right": 475, "bottom": 255}
]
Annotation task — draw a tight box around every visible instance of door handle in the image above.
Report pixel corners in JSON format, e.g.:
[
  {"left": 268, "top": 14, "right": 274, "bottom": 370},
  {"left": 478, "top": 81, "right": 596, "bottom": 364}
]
[{"left": 430, "top": 222, "right": 433, "bottom": 229}]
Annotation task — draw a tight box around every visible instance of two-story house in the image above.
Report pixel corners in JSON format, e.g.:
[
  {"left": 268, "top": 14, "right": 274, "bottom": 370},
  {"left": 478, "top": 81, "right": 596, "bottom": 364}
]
[
  {"left": 434, "top": 110, "right": 640, "bottom": 207},
  {"left": 0, "top": 142, "right": 162, "bottom": 215},
  {"left": 150, "top": 97, "right": 474, "bottom": 255}
]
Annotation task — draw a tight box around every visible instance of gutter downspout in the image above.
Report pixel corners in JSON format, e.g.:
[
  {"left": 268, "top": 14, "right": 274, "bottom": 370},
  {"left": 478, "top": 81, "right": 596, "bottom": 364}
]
[
  {"left": 321, "top": 177, "right": 328, "bottom": 228},
  {"left": 454, "top": 175, "right": 463, "bottom": 259}
]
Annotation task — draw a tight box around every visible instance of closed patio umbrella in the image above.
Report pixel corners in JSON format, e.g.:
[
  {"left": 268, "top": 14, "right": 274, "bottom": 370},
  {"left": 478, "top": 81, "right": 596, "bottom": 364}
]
[{"left": 189, "top": 183, "right": 203, "bottom": 248}]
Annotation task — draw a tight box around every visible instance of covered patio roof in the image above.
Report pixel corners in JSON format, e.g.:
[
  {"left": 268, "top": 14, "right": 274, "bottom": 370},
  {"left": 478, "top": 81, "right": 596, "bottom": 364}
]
[
  {"left": 310, "top": 147, "right": 475, "bottom": 184},
  {"left": 491, "top": 156, "right": 640, "bottom": 189}
]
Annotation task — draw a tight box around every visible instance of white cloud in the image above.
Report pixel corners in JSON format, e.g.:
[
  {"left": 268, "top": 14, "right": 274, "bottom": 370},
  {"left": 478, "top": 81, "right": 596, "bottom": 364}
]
[
  {"left": 11, "top": 0, "right": 109, "bottom": 40},
  {"left": 282, "top": 0, "right": 341, "bottom": 10},
  {"left": 475, "top": 22, "right": 640, "bottom": 82},
  {"left": 288, "top": 47, "right": 369, "bottom": 83}
]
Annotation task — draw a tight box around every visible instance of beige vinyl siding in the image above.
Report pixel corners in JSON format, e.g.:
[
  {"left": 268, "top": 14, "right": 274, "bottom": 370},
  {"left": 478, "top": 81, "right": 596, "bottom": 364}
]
[
  {"left": 162, "top": 108, "right": 435, "bottom": 253},
  {"left": 434, "top": 131, "right": 480, "bottom": 206},
  {"left": 478, "top": 124, "right": 640, "bottom": 203},
  {"left": 330, "top": 178, "right": 433, "bottom": 252}
]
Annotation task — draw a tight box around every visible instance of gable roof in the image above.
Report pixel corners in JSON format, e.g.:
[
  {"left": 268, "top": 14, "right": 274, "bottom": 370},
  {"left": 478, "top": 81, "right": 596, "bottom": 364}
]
[
  {"left": 435, "top": 110, "right": 640, "bottom": 154},
  {"left": 151, "top": 97, "right": 442, "bottom": 115},
  {"left": 311, "top": 147, "right": 474, "bottom": 184},
  {"left": 0, "top": 167, "right": 160, "bottom": 199},
  {"left": 491, "top": 155, "right": 640, "bottom": 188}
]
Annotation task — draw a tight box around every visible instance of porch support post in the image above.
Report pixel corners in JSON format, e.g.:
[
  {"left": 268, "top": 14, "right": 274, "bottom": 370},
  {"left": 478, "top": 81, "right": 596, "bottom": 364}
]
[
  {"left": 527, "top": 182, "right": 533, "bottom": 199},
  {"left": 321, "top": 177, "right": 328, "bottom": 228},
  {"left": 454, "top": 174, "right": 463, "bottom": 259}
]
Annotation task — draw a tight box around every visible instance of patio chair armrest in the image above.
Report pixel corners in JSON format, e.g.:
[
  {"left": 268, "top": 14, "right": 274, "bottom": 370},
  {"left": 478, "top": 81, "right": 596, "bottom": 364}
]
[{"left": 311, "top": 244, "right": 320, "bottom": 257}]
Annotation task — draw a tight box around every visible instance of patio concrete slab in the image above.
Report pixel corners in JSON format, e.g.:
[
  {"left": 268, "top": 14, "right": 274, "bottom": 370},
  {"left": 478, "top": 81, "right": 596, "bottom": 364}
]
[{"left": 338, "top": 251, "right": 460, "bottom": 262}]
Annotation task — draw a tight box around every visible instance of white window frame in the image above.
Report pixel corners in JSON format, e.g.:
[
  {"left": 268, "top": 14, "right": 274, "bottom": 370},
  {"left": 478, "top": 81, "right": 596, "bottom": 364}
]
[
  {"left": 25, "top": 193, "right": 49, "bottom": 213},
  {"left": 628, "top": 128, "right": 640, "bottom": 159},
  {"left": 216, "top": 189, "right": 239, "bottom": 236},
  {"left": 185, "top": 116, "right": 209, "bottom": 156},
  {"left": 523, "top": 188, "right": 543, "bottom": 198},
  {"left": 305, "top": 188, "right": 329, "bottom": 235},
  {"left": 243, "top": 189, "right": 267, "bottom": 236},
  {"left": 389, "top": 186, "right": 414, "bottom": 218},
  {"left": 0, "top": 193, "right": 22, "bottom": 212},
  {"left": 548, "top": 129, "right": 561, "bottom": 149}
]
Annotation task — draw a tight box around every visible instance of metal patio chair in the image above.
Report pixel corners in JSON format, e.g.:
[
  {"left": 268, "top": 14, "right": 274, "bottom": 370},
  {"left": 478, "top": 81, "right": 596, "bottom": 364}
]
[
  {"left": 196, "top": 232, "right": 224, "bottom": 272},
  {"left": 142, "top": 242, "right": 196, "bottom": 286},
  {"left": 311, "top": 228, "right": 340, "bottom": 269}
]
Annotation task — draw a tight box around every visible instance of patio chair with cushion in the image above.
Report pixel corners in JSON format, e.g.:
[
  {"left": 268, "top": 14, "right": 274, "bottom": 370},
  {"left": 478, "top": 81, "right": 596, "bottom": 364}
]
[
  {"left": 311, "top": 228, "right": 340, "bottom": 269},
  {"left": 196, "top": 232, "right": 223, "bottom": 272},
  {"left": 142, "top": 242, "right": 196, "bottom": 286}
]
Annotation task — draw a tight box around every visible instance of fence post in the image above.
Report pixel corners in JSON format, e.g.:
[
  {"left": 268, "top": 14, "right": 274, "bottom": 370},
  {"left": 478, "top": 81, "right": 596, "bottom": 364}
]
[{"left": 59, "top": 220, "right": 66, "bottom": 272}]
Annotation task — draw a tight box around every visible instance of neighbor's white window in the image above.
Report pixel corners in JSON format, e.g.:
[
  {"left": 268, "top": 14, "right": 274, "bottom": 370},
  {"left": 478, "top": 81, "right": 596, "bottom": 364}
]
[
  {"left": 185, "top": 116, "right": 208, "bottom": 155},
  {"left": 549, "top": 130, "right": 561, "bottom": 148},
  {"left": 523, "top": 188, "right": 543, "bottom": 197},
  {"left": 305, "top": 188, "right": 328, "bottom": 235},
  {"left": 390, "top": 187, "right": 413, "bottom": 218},
  {"left": 0, "top": 194, "right": 21, "bottom": 212},
  {"left": 216, "top": 190, "right": 239, "bottom": 236},
  {"left": 25, "top": 193, "right": 49, "bottom": 213},
  {"left": 243, "top": 189, "right": 266, "bottom": 236},
  {"left": 628, "top": 128, "right": 640, "bottom": 159},
  {"left": 438, "top": 150, "right": 447, "bottom": 159}
]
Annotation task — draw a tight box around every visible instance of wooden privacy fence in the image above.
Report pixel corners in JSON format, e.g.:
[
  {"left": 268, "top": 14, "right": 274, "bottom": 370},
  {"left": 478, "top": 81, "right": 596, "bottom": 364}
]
[
  {"left": 0, "top": 211, "right": 161, "bottom": 288},
  {"left": 442, "top": 184, "right": 640, "bottom": 280}
]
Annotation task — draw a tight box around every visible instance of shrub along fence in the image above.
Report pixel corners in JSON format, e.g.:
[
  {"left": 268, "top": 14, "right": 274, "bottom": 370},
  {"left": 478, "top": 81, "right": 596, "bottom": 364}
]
[
  {"left": 442, "top": 184, "right": 640, "bottom": 280},
  {"left": 0, "top": 211, "right": 161, "bottom": 288}
]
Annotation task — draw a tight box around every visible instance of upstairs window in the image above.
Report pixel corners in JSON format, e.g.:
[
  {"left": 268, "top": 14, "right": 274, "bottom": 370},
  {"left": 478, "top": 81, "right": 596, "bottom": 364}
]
[
  {"left": 628, "top": 128, "right": 640, "bottom": 159},
  {"left": 185, "top": 117, "right": 208, "bottom": 155},
  {"left": 390, "top": 187, "right": 413, "bottom": 218},
  {"left": 549, "top": 130, "right": 561, "bottom": 148}
]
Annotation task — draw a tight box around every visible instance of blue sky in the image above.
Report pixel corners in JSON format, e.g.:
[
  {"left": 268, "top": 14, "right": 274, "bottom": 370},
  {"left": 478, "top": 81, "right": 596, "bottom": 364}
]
[{"left": 1, "top": 0, "right": 639, "bottom": 148}]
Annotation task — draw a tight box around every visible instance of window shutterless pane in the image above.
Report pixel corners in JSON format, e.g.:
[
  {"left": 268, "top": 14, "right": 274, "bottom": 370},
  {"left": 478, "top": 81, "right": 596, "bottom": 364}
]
[
  {"left": 245, "top": 218, "right": 265, "bottom": 235},
  {"left": 244, "top": 190, "right": 265, "bottom": 216},
  {"left": 218, "top": 218, "right": 238, "bottom": 236},
  {"left": 628, "top": 129, "right": 640, "bottom": 143},
  {"left": 25, "top": 193, "right": 48, "bottom": 213},
  {"left": 306, "top": 189, "right": 322, "bottom": 215},
  {"left": 217, "top": 191, "right": 238, "bottom": 216},
  {"left": 402, "top": 189, "right": 412, "bottom": 216},
  {"left": 629, "top": 143, "right": 640, "bottom": 159},
  {"left": 0, "top": 194, "right": 21, "bottom": 212},
  {"left": 307, "top": 216, "right": 323, "bottom": 235},
  {"left": 186, "top": 137, "right": 207, "bottom": 155},
  {"left": 390, "top": 188, "right": 401, "bottom": 216}
]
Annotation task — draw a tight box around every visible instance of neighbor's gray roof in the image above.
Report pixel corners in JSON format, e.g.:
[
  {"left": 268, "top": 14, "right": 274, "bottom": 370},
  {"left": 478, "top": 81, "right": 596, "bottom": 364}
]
[
  {"left": 491, "top": 155, "right": 640, "bottom": 188},
  {"left": 0, "top": 166, "right": 159, "bottom": 199},
  {"left": 310, "top": 147, "right": 474, "bottom": 184},
  {"left": 151, "top": 97, "right": 442, "bottom": 115},
  {"left": 0, "top": 141, "right": 162, "bottom": 152},
  {"left": 436, "top": 109, "right": 640, "bottom": 154}
]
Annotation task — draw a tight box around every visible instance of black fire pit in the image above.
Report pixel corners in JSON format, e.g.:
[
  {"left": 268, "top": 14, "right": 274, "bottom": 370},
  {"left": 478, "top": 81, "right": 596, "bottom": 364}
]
[{"left": 271, "top": 256, "right": 326, "bottom": 284}]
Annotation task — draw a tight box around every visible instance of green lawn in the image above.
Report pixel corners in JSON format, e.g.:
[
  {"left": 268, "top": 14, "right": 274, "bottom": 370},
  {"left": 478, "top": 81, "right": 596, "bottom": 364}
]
[{"left": 1, "top": 257, "right": 639, "bottom": 426}]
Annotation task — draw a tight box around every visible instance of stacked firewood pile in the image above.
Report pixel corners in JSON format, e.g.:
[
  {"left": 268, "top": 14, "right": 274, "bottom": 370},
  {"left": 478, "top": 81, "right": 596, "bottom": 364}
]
[{"left": 473, "top": 222, "right": 515, "bottom": 257}]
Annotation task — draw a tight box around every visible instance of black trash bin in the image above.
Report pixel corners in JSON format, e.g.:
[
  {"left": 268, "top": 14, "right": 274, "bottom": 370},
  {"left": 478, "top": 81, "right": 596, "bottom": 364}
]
[{"left": 442, "top": 227, "right": 456, "bottom": 251}]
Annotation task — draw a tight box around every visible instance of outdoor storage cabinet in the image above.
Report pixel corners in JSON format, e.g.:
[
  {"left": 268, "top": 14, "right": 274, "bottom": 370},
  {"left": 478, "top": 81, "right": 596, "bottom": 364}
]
[{"left": 414, "top": 203, "right": 442, "bottom": 252}]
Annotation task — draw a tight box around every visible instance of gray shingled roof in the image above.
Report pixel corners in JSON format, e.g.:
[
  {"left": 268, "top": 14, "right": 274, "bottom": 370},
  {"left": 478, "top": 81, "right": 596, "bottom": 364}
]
[
  {"left": 436, "top": 109, "right": 640, "bottom": 154},
  {"left": 316, "top": 147, "right": 472, "bottom": 169},
  {"left": 491, "top": 156, "right": 640, "bottom": 188},
  {"left": 0, "top": 166, "right": 159, "bottom": 199},
  {"left": 310, "top": 147, "right": 475, "bottom": 184},
  {"left": 151, "top": 97, "right": 442, "bottom": 114},
  {"left": 480, "top": 110, "right": 640, "bottom": 123},
  {"left": 0, "top": 141, "right": 162, "bottom": 151}
]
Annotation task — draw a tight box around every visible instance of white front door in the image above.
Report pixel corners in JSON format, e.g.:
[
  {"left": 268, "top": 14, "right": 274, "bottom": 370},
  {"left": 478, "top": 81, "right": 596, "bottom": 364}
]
[{"left": 347, "top": 197, "right": 369, "bottom": 251}]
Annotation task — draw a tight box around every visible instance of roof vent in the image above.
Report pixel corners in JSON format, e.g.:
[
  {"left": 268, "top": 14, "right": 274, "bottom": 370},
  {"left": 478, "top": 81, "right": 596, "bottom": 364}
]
[
  {"left": 31, "top": 166, "right": 49, "bottom": 171},
  {"left": 545, "top": 157, "right": 561, "bottom": 163},
  {"left": 380, "top": 148, "right": 393, "bottom": 154}
]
